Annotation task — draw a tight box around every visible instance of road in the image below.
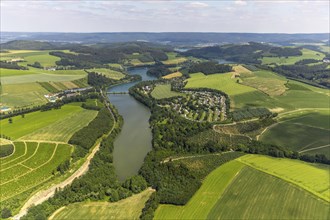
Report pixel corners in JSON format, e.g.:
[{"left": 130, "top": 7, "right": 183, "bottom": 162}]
[{"left": 13, "top": 94, "right": 116, "bottom": 220}]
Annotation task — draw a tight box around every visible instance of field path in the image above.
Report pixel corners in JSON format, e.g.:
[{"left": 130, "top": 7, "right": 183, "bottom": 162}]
[
  {"left": 257, "top": 108, "right": 329, "bottom": 140},
  {"left": 161, "top": 151, "right": 233, "bottom": 163},
  {"left": 299, "top": 144, "right": 330, "bottom": 153},
  {"left": 14, "top": 92, "right": 117, "bottom": 220}
]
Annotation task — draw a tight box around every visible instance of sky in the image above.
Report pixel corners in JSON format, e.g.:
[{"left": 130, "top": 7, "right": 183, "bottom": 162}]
[{"left": 1, "top": 0, "right": 329, "bottom": 33}]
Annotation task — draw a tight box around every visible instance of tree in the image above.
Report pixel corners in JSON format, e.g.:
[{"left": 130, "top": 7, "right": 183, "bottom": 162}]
[
  {"left": 8, "top": 118, "right": 12, "bottom": 124},
  {"left": 1, "top": 208, "right": 12, "bottom": 219},
  {"left": 21, "top": 114, "right": 25, "bottom": 118}
]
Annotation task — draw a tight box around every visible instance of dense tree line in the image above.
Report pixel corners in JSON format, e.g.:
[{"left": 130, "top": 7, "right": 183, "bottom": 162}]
[
  {"left": 140, "top": 192, "right": 160, "bottom": 220},
  {"left": 0, "top": 92, "right": 100, "bottom": 120},
  {"left": 294, "top": 59, "right": 320, "bottom": 65},
  {"left": 21, "top": 101, "right": 148, "bottom": 220},
  {"left": 273, "top": 63, "right": 330, "bottom": 88},
  {"left": 0, "top": 144, "right": 14, "bottom": 158},
  {"left": 50, "top": 42, "right": 169, "bottom": 69},
  {"left": 188, "top": 61, "right": 232, "bottom": 74},
  {"left": 27, "top": 61, "right": 43, "bottom": 69},
  {"left": 87, "top": 72, "right": 142, "bottom": 89},
  {"left": 268, "top": 47, "right": 302, "bottom": 57},
  {"left": 0, "top": 61, "right": 28, "bottom": 70},
  {"left": 69, "top": 107, "right": 113, "bottom": 160},
  {"left": 146, "top": 63, "right": 171, "bottom": 78},
  {"left": 183, "top": 42, "right": 273, "bottom": 64}
]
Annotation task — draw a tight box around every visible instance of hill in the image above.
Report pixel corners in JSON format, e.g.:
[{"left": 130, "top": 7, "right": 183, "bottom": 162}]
[{"left": 0, "top": 40, "right": 58, "bottom": 50}]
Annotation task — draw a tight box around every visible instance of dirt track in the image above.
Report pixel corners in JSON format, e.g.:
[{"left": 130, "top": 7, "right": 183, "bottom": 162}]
[{"left": 14, "top": 94, "right": 116, "bottom": 220}]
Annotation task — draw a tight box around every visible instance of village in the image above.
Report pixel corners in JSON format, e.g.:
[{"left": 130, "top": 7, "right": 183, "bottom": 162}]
[
  {"left": 44, "top": 86, "right": 93, "bottom": 102},
  {"left": 158, "top": 90, "right": 227, "bottom": 123}
]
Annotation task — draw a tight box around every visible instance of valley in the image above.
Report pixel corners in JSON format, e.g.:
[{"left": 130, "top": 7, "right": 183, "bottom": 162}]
[{"left": 0, "top": 38, "right": 329, "bottom": 220}]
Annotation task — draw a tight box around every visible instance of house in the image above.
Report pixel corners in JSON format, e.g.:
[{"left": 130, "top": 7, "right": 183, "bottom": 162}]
[{"left": 323, "top": 59, "right": 330, "bottom": 63}]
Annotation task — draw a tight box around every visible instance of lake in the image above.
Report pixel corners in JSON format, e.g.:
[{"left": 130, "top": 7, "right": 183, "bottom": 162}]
[{"left": 107, "top": 67, "right": 156, "bottom": 181}]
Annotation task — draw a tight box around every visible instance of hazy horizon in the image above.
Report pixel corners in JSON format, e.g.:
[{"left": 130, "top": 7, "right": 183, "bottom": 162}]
[{"left": 1, "top": 1, "right": 329, "bottom": 33}]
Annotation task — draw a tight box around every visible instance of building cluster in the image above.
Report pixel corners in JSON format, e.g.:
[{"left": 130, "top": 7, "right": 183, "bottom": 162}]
[
  {"left": 44, "top": 87, "right": 93, "bottom": 102},
  {"left": 161, "top": 90, "right": 227, "bottom": 122}
]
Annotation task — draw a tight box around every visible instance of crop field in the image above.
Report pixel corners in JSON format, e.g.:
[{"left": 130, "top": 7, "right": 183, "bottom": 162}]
[
  {"left": 151, "top": 84, "right": 185, "bottom": 99},
  {"left": 107, "top": 63, "right": 123, "bottom": 70},
  {"left": 237, "top": 154, "right": 330, "bottom": 201},
  {"left": 208, "top": 167, "right": 330, "bottom": 219},
  {"left": 51, "top": 189, "right": 154, "bottom": 220},
  {"left": 162, "top": 52, "right": 188, "bottom": 65},
  {"left": 1, "top": 72, "right": 86, "bottom": 85},
  {"left": 155, "top": 160, "right": 245, "bottom": 219},
  {"left": 87, "top": 68, "right": 125, "bottom": 80},
  {"left": 128, "top": 59, "right": 155, "bottom": 67},
  {"left": 260, "top": 111, "right": 330, "bottom": 156},
  {"left": 162, "top": 71, "right": 183, "bottom": 79},
  {"left": 229, "top": 80, "right": 328, "bottom": 110},
  {"left": 0, "top": 68, "right": 86, "bottom": 77},
  {"left": 233, "top": 65, "right": 252, "bottom": 74},
  {"left": 261, "top": 48, "right": 325, "bottom": 65},
  {"left": 23, "top": 54, "right": 60, "bottom": 67},
  {"left": 0, "top": 82, "right": 48, "bottom": 109},
  {"left": 0, "top": 141, "right": 72, "bottom": 202},
  {"left": 21, "top": 109, "right": 97, "bottom": 142},
  {"left": 185, "top": 72, "right": 256, "bottom": 96},
  {"left": 1, "top": 104, "right": 96, "bottom": 141},
  {"left": 240, "top": 70, "right": 288, "bottom": 96},
  {"left": 156, "top": 155, "right": 329, "bottom": 219}
]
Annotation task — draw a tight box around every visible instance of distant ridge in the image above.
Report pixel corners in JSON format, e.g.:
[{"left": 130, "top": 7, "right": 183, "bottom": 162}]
[{"left": 1, "top": 32, "right": 329, "bottom": 45}]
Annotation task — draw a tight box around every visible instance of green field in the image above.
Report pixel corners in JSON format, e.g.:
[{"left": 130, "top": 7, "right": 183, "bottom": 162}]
[
  {"left": 1, "top": 104, "right": 97, "bottom": 142},
  {"left": 240, "top": 70, "right": 288, "bottom": 96},
  {"left": 208, "top": 166, "right": 330, "bottom": 219},
  {"left": 261, "top": 48, "right": 325, "bottom": 65},
  {"left": 237, "top": 154, "right": 330, "bottom": 201},
  {"left": 0, "top": 82, "right": 49, "bottom": 109},
  {"left": 162, "top": 52, "right": 188, "bottom": 65},
  {"left": 261, "top": 110, "right": 330, "bottom": 156},
  {"left": 51, "top": 189, "right": 154, "bottom": 220},
  {"left": 0, "top": 68, "right": 86, "bottom": 77},
  {"left": 21, "top": 108, "right": 97, "bottom": 142},
  {"left": 156, "top": 155, "right": 329, "bottom": 219},
  {"left": 0, "top": 141, "right": 72, "bottom": 202},
  {"left": 87, "top": 68, "right": 125, "bottom": 80},
  {"left": 151, "top": 84, "right": 185, "bottom": 99},
  {"left": 186, "top": 72, "right": 329, "bottom": 111},
  {"left": 1, "top": 72, "right": 86, "bottom": 84},
  {"left": 185, "top": 72, "right": 256, "bottom": 96},
  {"left": 23, "top": 54, "right": 60, "bottom": 67},
  {"left": 155, "top": 160, "right": 245, "bottom": 219}
]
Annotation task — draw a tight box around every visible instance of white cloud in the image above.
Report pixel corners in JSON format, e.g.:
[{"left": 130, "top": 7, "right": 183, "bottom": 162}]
[
  {"left": 234, "top": 0, "right": 247, "bottom": 6},
  {"left": 188, "top": 1, "right": 209, "bottom": 8}
]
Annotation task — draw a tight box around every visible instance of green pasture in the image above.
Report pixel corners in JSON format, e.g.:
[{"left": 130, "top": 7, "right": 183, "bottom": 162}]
[
  {"left": 237, "top": 154, "right": 330, "bottom": 201},
  {"left": 185, "top": 72, "right": 256, "bottom": 96},
  {"left": 51, "top": 189, "right": 153, "bottom": 220},
  {"left": 261, "top": 48, "right": 325, "bottom": 65},
  {"left": 0, "top": 82, "right": 48, "bottom": 109},
  {"left": 151, "top": 84, "right": 185, "bottom": 99},
  {"left": 240, "top": 70, "right": 288, "bottom": 96},
  {"left": 260, "top": 111, "right": 330, "bottom": 156},
  {"left": 0, "top": 104, "right": 91, "bottom": 140},
  {"left": 1, "top": 67, "right": 86, "bottom": 77},
  {"left": 1, "top": 72, "right": 86, "bottom": 85},
  {"left": 208, "top": 166, "right": 330, "bottom": 219},
  {"left": 107, "top": 63, "right": 123, "bottom": 70},
  {"left": 0, "top": 142, "right": 72, "bottom": 202},
  {"left": 162, "top": 52, "right": 188, "bottom": 65},
  {"left": 23, "top": 54, "right": 60, "bottom": 67},
  {"left": 21, "top": 108, "right": 97, "bottom": 142},
  {"left": 155, "top": 160, "right": 245, "bottom": 219},
  {"left": 87, "top": 68, "right": 125, "bottom": 80}
]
